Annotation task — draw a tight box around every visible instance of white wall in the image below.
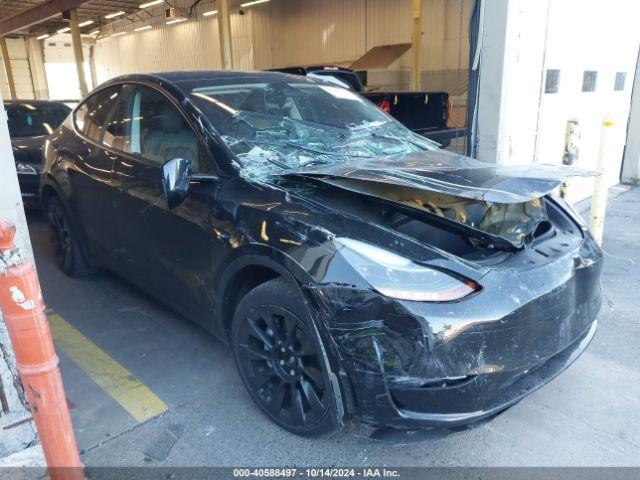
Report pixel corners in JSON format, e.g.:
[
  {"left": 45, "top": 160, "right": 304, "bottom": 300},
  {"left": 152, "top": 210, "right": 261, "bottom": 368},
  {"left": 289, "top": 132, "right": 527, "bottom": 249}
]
[
  {"left": 535, "top": 0, "right": 640, "bottom": 202},
  {"left": 476, "top": 0, "right": 640, "bottom": 202},
  {"left": 0, "top": 86, "right": 39, "bottom": 458},
  {"left": 621, "top": 49, "right": 640, "bottom": 183},
  {"left": 0, "top": 90, "right": 33, "bottom": 260}
]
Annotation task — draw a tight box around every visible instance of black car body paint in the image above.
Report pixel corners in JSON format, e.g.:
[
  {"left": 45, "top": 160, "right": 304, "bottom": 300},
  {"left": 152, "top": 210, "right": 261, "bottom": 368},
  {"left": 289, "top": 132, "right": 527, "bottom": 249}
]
[{"left": 41, "top": 71, "right": 603, "bottom": 430}]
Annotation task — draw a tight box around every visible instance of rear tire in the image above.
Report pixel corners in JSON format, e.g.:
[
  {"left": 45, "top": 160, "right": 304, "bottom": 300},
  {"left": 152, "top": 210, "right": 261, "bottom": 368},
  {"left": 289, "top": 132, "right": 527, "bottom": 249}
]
[
  {"left": 231, "top": 278, "right": 338, "bottom": 436},
  {"left": 46, "top": 196, "right": 94, "bottom": 277}
]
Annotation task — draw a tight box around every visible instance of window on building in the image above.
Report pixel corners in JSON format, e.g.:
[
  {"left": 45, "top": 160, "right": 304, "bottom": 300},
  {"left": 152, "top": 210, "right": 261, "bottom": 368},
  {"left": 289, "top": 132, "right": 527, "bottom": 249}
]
[
  {"left": 614, "top": 72, "right": 627, "bottom": 91},
  {"left": 582, "top": 71, "right": 598, "bottom": 92},
  {"left": 545, "top": 69, "right": 561, "bottom": 93}
]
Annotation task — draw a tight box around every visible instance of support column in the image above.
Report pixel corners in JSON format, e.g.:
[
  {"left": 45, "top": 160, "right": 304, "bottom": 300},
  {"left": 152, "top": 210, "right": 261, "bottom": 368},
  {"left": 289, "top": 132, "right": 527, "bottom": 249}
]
[
  {"left": 0, "top": 37, "right": 16, "bottom": 99},
  {"left": 218, "top": 0, "right": 233, "bottom": 70},
  {"left": 410, "top": 0, "right": 422, "bottom": 91},
  {"left": 621, "top": 48, "right": 640, "bottom": 184},
  {"left": 69, "top": 9, "right": 88, "bottom": 98},
  {"left": 474, "top": 0, "right": 549, "bottom": 164}
]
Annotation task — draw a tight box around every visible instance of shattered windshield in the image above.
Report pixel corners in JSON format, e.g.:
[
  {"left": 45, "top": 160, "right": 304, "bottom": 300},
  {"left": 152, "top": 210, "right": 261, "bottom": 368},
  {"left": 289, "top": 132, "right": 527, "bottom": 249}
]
[{"left": 189, "top": 80, "right": 438, "bottom": 180}]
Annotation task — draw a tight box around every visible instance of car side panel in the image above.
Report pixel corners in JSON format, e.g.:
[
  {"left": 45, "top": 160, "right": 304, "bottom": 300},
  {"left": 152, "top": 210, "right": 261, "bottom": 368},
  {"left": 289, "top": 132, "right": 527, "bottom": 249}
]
[{"left": 44, "top": 125, "right": 121, "bottom": 269}]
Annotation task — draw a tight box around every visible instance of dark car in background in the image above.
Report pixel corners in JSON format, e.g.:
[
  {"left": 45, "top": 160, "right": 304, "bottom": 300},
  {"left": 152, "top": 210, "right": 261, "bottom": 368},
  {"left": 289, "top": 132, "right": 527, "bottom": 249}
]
[
  {"left": 270, "top": 65, "right": 464, "bottom": 147},
  {"left": 41, "top": 71, "right": 602, "bottom": 436},
  {"left": 5, "top": 100, "right": 71, "bottom": 208}
]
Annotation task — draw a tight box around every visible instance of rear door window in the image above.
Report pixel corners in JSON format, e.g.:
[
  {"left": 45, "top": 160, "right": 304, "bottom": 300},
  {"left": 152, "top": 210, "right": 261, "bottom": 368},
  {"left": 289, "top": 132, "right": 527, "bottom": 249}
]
[{"left": 75, "top": 86, "right": 122, "bottom": 144}]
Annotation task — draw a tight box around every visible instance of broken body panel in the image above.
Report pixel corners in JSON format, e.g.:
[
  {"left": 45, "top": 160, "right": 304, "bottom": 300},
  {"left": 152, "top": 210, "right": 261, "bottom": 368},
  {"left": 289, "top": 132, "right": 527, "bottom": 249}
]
[{"left": 42, "top": 71, "right": 603, "bottom": 431}]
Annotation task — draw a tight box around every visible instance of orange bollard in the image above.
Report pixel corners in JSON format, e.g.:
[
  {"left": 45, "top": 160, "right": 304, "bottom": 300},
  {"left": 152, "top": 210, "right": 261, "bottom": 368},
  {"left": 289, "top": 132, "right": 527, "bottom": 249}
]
[{"left": 0, "top": 219, "right": 83, "bottom": 480}]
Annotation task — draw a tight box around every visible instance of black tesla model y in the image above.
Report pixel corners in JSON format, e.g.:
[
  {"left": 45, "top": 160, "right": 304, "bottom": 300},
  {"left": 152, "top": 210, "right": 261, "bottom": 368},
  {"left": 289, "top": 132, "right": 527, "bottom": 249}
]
[{"left": 41, "top": 71, "right": 602, "bottom": 436}]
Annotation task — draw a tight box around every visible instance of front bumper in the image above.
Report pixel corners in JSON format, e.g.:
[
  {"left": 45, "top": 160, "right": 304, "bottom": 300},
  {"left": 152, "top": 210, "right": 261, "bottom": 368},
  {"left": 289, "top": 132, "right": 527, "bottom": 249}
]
[{"left": 306, "top": 235, "right": 603, "bottom": 430}]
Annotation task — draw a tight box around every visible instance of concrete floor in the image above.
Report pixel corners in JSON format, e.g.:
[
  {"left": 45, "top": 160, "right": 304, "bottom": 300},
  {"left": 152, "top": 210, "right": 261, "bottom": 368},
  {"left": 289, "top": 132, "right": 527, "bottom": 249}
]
[{"left": 27, "top": 187, "right": 640, "bottom": 467}]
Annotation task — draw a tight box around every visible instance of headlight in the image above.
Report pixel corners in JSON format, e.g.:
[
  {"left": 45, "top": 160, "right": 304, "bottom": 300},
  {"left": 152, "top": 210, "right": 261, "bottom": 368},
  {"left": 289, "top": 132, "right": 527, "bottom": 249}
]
[
  {"left": 16, "top": 163, "right": 38, "bottom": 175},
  {"left": 335, "top": 238, "right": 479, "bottom": 302}
]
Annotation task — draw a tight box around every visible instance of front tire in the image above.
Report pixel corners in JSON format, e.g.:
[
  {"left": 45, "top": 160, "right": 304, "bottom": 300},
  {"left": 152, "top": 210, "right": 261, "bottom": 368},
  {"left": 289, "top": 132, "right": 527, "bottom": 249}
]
[
  {"left": 231, "top": 278, "right": 337, "bottom": 436},
  {"left": 46, "top": 196, "right": 94, "bottom": 277}
]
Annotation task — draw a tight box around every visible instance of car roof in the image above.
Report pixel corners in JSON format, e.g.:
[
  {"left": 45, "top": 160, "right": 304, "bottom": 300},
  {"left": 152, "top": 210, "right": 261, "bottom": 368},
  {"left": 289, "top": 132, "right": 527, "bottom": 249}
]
[
  {"left": 102, "top": 70, "right": 317, "bottom": 92},
  {"left": 3, "top": 99, "right": 70, "bottom": 106}
]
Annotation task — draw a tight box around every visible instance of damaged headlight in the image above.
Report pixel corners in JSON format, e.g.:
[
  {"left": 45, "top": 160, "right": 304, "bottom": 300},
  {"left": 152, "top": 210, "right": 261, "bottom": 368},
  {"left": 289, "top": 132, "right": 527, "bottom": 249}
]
[{"left": 335, "top": 238, "right": 479, "bottom": 302}]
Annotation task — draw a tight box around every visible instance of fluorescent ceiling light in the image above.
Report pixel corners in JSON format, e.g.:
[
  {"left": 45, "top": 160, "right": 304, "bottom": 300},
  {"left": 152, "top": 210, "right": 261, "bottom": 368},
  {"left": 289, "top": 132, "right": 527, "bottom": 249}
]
[
  {"left": 105, "top": 11, "right": 125, "bottom": 19},
  {"left": 90, "top": 29, "right": 100, "bottom": 35},
  {"left": 37, "top": 34, "right": 50, "bottom": 40},
  {"left": 111, "top": 31, "right": 127, "bottom": 37},
  {"left": 139, "top": 0, "right": 163, "bottom": 8},
  {"left": 57, "top": 27, "right": 71, "bottom": 33},
  {"left": 203, "top": 9, "right": 218, "bottom": 16},
  {"left": 240, "top": 0, "right": 270, "bottom": 7},
  {"left": 78, "top": 20, "right": 94, "bottom": 27},
  {"left": 134, "top": 25, "right": 152, "bottom": 31},
  {"left": 166, "top": 18, "right": 187, "bottom": 25}
]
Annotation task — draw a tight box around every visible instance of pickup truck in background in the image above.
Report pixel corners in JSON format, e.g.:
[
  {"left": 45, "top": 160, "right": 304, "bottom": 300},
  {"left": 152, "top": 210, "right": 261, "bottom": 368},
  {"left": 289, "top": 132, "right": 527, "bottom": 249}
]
[{"left": 270, "top": 65, "right": 466, "bottom": 148}]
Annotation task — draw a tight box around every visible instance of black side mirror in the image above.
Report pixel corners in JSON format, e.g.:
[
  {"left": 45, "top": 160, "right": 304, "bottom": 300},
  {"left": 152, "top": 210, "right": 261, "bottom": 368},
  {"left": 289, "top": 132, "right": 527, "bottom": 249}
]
[{"left": 161, "top": 157, "right": 192, "bottom": 209}]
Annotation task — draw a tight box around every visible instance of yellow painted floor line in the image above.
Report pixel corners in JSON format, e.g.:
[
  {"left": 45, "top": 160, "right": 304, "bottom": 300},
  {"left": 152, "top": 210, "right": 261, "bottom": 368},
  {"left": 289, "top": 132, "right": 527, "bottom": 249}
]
[{"left": 47, "top": 311, "right": 168, "bottom": 423}]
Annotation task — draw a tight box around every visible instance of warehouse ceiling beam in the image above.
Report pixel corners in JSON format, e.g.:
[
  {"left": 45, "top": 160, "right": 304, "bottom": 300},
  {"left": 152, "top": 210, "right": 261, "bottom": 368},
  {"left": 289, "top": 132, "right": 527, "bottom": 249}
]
[
  {"left": 0, "top": 0, "right": 92, "bottom": 36},
  {"left": 0, "top": 37, "right": 17, "bottom": 99}
]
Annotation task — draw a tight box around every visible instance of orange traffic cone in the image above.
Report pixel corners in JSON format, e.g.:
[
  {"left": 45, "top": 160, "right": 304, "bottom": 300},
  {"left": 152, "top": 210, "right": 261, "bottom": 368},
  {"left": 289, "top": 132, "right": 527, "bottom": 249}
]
[{"left": 0, "top": 219, "right": 83, "bottom": 480}]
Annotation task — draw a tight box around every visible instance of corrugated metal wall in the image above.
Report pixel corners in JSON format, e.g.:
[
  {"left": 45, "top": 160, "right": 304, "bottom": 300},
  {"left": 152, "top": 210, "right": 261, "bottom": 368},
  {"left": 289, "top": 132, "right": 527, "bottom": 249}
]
[
  {"left": 93, "top": 0, "right": 257, "bottom": 83},
  {"left": 92, "top": 0, "right": 472, "bottom": 91}
]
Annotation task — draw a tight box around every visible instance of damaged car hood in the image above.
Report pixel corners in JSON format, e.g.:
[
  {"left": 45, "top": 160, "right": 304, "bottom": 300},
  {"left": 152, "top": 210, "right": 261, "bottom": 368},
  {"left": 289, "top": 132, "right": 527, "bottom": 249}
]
[
  {"left": 281, "top": 149, "right": 596, "bottom": 204},
  {"left": 279, "top": 150, "right": 596, "bottom": 249}
]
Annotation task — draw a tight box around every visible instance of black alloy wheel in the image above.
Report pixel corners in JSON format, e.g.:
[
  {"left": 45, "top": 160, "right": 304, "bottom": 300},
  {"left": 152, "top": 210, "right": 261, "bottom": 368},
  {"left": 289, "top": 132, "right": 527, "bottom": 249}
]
[
  {"left": 232, "top": 279, "right": 336, "bottom": 436},
  {"left": 46, "top": 197, "right": 93, "bottom": 277}
]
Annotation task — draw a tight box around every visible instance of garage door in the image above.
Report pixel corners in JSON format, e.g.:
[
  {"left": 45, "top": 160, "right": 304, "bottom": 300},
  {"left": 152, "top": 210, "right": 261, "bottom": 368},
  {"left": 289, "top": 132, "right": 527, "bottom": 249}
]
[{"left": 0, "top": 38, "right": 35, "bottom": 100}]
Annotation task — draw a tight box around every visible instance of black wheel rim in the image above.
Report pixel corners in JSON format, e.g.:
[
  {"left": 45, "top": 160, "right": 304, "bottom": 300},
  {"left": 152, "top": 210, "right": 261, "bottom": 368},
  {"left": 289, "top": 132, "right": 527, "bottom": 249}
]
[
  {"left": 47, "top": 204, "right": 72, "bottom": 271},
  {"left": 236, "top": 306, "right": 329, "bottom": 429}
]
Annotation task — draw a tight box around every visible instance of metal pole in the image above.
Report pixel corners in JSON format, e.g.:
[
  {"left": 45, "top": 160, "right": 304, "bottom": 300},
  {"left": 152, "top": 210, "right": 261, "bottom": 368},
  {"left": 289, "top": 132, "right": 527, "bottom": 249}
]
[
  {"left": 0, "top": 37, "right": 17, "bottom": 99},
  {"left": 589, "top": 119, "right": 614, "bottom": 245},
  {"left": 218, "top": 0, "right": 233, "bottom": 70},
  {"left": 69, "top": 9, "right": 88, "bottom": 98},
  {"left": 560, "top": 118, "right": 580, "bottom": 199},
  {"left": 411, "top": 0, "right": 422, "bottom": 91},
  {"left": 0, "top": 220, "right": 83, "bottom": 480}
]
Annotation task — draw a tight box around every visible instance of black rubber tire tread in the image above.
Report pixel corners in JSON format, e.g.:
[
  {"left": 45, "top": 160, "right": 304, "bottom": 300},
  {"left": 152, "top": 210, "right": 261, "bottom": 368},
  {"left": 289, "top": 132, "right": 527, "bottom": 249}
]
[
  {"left": 231, "top": 278, "right": 338, "bottom": 437},
  {"left": 46, "top": 196, "right": 95, "bottom": 277}
]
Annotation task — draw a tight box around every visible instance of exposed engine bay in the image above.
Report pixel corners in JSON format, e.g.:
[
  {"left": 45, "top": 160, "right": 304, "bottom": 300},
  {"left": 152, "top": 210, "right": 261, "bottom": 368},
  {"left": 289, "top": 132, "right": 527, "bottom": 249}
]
[{"left": 316, "top": 177, "right": 549, "bottom": 249}]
